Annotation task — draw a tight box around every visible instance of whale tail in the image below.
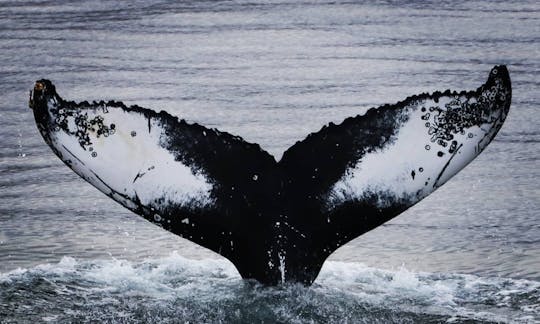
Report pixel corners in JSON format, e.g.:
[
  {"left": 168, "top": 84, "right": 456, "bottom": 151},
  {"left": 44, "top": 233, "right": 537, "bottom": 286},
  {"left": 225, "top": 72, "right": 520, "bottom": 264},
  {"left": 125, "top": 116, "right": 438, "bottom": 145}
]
[{"left": 30, "top": 66, "right": 511, "bottom": 285}]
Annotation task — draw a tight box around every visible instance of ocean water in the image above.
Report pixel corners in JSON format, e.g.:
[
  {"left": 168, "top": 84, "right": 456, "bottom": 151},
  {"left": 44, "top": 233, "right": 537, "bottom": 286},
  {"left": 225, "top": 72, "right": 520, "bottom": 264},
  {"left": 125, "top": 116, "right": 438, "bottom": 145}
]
[{"left": 1, "top": 0, "right": 539, "bottom": 322}]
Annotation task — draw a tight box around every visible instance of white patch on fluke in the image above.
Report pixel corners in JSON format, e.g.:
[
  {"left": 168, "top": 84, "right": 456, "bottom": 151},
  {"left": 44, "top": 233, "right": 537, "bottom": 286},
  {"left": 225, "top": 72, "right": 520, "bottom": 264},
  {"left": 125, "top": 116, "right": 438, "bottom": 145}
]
[
  {"left": 46, "top": 101, "right": 214, "bottom": 214},
  {"left": 328, "top": 93, "right": 506, "bottom": 209}
]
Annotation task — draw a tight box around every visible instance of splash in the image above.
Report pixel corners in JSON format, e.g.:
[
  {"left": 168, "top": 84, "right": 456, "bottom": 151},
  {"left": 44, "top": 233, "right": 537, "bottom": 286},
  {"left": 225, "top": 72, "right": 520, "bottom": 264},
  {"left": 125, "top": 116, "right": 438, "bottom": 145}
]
[{"left": 1, "top": 254, "right": 538, "bottom": 323}]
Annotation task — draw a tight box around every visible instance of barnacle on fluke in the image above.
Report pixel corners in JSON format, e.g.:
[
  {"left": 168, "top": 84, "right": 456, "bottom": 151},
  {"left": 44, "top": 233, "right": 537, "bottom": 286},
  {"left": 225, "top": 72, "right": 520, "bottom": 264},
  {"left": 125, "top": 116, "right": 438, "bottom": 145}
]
[{"left": 29, "top": 66, "right": 511, "bottom": 285}]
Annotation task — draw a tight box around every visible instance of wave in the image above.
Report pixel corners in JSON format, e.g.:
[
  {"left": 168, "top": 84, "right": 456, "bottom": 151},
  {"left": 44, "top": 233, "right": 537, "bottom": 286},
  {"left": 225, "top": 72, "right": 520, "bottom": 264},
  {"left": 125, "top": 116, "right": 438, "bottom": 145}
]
[{"left": 1, "top": 253, "right": 538, "bottom": 323}]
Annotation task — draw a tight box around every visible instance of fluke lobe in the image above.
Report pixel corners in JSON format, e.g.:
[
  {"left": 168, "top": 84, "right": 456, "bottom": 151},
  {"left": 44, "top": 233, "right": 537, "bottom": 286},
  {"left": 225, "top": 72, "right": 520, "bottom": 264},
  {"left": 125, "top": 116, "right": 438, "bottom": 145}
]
[{"left": 29, "top": 66, "right": 511, "bottom": 285}]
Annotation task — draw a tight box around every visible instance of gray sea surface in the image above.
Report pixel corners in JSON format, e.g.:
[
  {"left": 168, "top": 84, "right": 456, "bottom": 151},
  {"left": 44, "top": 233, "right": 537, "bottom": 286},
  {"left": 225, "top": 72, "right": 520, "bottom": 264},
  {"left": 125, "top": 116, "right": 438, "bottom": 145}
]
[{"left": 0, "top": 0, "right": 539, "bottom": 322}]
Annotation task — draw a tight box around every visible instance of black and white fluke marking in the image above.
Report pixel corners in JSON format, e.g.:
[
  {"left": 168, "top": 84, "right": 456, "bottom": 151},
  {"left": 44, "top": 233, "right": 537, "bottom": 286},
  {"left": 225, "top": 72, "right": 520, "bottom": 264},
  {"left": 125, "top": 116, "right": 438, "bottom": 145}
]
[{"left": 30, "top": 66, "right": 511, "bottom": 285}]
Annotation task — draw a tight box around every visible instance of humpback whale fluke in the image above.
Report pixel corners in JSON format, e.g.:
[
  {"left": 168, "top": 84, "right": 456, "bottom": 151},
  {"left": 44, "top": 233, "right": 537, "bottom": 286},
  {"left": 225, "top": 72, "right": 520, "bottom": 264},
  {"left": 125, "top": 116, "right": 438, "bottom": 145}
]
[{"left": 29, "top": 66, "right": 511, "bottom": 285}]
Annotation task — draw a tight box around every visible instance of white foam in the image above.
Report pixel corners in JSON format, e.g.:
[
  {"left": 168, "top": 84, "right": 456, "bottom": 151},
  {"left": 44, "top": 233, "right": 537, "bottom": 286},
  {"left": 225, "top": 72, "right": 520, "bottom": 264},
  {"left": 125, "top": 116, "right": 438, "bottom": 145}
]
[
  {"left": 1, "top": 255, "right": 538, "bottom": 322},
  {"left": 317, "top": 261, "right": 539, "bottom": 322}
]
